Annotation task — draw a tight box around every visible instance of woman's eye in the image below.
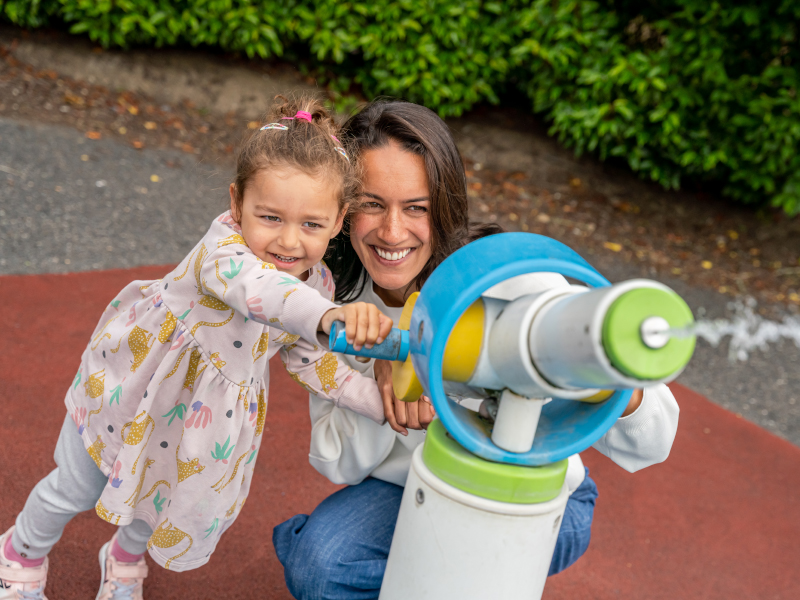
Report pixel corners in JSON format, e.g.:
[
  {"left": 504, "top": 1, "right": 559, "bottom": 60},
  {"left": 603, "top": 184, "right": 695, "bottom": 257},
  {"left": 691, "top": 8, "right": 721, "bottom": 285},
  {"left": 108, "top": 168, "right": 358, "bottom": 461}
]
[
  {"left": 361, "top": 201, "right": 382, "bottom": 210},
  {"left": 408, "top": 205, "right": 427, "bottom": 214}
]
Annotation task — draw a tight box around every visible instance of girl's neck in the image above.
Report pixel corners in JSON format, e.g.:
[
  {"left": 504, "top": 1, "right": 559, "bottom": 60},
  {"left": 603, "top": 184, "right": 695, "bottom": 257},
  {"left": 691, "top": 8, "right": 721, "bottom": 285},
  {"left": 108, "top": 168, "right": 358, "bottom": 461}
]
[{"left": 372, "top": 282, "right": 415, "bottom": 308}]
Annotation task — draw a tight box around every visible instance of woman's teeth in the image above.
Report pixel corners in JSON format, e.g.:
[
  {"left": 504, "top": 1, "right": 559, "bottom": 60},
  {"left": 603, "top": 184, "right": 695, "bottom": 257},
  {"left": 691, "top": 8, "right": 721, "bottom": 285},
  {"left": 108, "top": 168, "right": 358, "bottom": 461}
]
[
  {"left": 375, "top": 247, "right": 411, "bottom": 262},
  {"left": 273, "top": 253, "right": 298, "bottom": 263}
]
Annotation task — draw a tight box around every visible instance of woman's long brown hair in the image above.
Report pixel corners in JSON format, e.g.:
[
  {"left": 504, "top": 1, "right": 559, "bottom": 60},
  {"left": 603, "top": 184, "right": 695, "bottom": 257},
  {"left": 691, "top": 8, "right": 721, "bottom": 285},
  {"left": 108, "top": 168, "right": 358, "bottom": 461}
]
[{"left": 328, "top": 99, "right": 502, "bottom": 302}]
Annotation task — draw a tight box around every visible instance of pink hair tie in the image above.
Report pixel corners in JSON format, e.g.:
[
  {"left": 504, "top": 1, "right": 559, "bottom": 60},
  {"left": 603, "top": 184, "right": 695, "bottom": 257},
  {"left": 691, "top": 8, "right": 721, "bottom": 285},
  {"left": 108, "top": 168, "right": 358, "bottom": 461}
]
[{"left": 281, "top": 110, "right": 313, "bottom": 123}]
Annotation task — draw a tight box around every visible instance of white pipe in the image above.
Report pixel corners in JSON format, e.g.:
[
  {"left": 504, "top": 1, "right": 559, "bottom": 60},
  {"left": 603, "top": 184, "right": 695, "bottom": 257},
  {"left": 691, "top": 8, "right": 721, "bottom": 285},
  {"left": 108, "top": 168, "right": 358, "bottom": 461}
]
[
  {"left": 483, "top": 286, "right": 602, "bottom": 399},
  {"left": 491, "top": 389, "right": 547, "bottom": 453},
  {"left": 529, "top": 279, "right": 676, "bottom": 390}
]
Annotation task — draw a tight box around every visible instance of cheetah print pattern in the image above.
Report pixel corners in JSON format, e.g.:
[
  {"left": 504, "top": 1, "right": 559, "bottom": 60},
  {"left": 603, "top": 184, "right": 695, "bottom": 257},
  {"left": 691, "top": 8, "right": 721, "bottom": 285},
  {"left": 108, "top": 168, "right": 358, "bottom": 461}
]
[{"left": 65, "top": 211, "right": 379, "bottom": 571}]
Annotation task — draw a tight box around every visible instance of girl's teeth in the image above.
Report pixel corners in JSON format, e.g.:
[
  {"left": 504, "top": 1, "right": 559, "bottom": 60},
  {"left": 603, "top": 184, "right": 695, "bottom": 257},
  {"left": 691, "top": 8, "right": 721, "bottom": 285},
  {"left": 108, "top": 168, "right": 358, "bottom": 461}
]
[
  {"left": 376, "top": 247, "right": 410, "bottom": 261},
  {"left": 274, "top": 254, "right": 298, "bottom": 262}
]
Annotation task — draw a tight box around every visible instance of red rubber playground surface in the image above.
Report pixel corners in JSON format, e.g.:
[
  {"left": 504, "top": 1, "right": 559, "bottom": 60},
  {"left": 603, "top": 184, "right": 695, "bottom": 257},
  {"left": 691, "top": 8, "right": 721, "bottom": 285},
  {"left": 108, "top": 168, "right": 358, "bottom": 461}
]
[{"left": 1, "top": 266, "right": 799, "bottom": 599}]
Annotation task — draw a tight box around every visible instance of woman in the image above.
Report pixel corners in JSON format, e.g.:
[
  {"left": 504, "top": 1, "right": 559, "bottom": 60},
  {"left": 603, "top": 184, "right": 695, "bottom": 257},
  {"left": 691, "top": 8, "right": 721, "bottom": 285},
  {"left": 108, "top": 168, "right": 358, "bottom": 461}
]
[{"left": 272, "top": 100, "right": 679, "bottom": 599}]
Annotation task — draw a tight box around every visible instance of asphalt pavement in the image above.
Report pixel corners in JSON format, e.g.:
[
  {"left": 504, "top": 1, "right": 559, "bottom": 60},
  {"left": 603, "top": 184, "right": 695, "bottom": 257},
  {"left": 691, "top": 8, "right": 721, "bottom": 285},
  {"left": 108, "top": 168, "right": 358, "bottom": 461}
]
[
  {"left": 0, "top": 116, "right": 230, "bottom": 273},
  {"left": 1, "top": 116, "right": 798, "bottom": 446}
]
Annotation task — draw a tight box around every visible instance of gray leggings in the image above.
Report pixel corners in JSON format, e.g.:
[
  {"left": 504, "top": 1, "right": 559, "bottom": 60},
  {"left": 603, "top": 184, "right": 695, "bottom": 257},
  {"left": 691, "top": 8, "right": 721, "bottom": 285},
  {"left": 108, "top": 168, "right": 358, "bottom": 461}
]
[{"left": 12, "top": 415, "right": 153, "bottom": 560}]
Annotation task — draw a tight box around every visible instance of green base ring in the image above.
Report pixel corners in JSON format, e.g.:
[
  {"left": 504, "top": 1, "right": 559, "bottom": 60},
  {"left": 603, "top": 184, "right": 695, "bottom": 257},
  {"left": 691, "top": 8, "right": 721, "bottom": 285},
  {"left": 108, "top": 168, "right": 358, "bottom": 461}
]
[{"left": 422, "top": 420, "right": 567, "bottom": 504}]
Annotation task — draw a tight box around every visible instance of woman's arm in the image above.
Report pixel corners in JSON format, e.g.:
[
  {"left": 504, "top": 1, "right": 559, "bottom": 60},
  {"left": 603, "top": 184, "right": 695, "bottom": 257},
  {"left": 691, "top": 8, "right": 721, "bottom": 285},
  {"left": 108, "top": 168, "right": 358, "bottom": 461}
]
[
  {"left": 591, "top": 384, "right": 680, "bottom": 472},
  {"left": 308, "top": 393, "right": 398, "bottom": 485}
]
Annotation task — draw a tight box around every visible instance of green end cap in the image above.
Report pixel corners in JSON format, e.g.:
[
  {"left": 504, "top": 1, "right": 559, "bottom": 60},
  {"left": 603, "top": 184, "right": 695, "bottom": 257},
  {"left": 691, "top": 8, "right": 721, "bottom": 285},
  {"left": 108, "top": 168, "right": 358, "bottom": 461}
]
[
  {"left": 422, "top": 419, "right": 567, "bottom": 504},
  {"left": 602, "top": 287, "right": 695, "bottom": 380}
]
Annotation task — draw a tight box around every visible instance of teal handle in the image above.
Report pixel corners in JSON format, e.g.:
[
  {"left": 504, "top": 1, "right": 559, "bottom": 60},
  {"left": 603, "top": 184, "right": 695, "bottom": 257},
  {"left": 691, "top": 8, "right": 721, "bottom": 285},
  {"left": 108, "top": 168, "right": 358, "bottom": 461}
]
[{"left": 329, "top": 321, "right": 410, "bottom": 361}]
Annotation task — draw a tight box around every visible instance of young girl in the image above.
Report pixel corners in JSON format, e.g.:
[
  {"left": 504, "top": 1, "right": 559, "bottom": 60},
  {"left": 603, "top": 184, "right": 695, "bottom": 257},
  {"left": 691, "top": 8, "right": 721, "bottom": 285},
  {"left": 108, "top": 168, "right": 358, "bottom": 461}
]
[{"left": 0, "top": 97, "right": 391, "bottom": 600}]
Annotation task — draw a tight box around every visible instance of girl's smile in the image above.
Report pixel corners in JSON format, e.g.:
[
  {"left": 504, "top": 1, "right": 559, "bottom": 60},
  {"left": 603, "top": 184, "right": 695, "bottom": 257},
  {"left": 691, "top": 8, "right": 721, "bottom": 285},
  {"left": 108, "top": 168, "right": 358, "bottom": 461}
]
[{"left": 269, "top": 252, "right": 301, "bottom": 265}]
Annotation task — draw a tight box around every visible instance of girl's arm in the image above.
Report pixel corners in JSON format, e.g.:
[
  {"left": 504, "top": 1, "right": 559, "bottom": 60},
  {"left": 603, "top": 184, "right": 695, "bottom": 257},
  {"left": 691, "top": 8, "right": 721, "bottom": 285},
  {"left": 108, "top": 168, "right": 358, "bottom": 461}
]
[
  {"left": 296, "top": 265, "right": 398, "bottom": 485},
  {"left": 280, "top": 341, "right": 386, "bottom": 424},
  {"left": 591, "top": 384, "right": 680, "bottom": 472},
  {"left": 199, "top": 244, "right": 335, "bottom": 344}
]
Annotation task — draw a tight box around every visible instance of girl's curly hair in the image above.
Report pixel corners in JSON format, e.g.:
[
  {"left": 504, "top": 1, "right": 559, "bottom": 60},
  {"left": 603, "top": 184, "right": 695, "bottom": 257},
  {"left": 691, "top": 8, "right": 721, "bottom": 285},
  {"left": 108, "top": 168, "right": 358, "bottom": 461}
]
[{"left": 231, "top": 94, "right": 358, "bottom": 219}]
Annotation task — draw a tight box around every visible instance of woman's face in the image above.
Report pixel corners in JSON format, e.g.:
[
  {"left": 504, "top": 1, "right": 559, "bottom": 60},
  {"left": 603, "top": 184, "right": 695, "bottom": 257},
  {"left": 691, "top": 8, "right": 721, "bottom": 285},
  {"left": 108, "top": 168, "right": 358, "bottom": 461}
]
[{"left": 351, "top": 141, "right": 432, "bottom": 307}]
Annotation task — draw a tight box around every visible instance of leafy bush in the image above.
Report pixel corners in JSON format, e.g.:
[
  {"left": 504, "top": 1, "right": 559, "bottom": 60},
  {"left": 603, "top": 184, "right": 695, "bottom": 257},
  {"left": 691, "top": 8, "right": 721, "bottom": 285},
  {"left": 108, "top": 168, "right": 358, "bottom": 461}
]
[
  {"left": 1, "top": 0, "right": 798, "bottom": 214},
  {"left": 512, "top": 1, "right": 800, "bottom": 213}
]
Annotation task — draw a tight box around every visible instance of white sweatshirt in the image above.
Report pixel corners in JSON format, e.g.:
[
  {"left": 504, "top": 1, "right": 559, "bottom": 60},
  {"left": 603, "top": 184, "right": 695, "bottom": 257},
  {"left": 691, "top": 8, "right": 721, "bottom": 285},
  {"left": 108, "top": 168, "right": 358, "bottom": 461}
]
[{"left": 308, "top": 275, "right": 680, "bottom": 493}]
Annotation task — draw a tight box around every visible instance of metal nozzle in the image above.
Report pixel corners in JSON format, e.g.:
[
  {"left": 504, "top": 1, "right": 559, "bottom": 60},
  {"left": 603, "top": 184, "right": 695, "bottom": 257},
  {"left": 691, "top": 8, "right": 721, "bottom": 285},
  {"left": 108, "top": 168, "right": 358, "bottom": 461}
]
[{"left": 641, "top": 316, "right": 671, "bottom": 349}]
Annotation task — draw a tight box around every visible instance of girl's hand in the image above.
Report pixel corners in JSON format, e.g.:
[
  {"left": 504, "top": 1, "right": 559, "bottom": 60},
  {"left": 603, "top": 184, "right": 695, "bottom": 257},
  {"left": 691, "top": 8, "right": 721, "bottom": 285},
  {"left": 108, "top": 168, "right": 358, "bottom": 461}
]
[
  {"left": 319, "top": 302, "right": 393, "bottom": 351},
  {"left": 374, "top": 359, "right": 435, "bottom": 436}
]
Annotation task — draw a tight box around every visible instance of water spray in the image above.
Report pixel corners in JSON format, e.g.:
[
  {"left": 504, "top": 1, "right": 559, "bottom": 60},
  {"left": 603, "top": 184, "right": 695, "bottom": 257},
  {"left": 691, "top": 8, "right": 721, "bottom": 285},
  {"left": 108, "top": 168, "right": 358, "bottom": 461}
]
[
  {"left": 692, "top": 299, "right": 800, "bottom": 361},
  {"left": 635, "top": 297, "right": 800, "bottom": 362}
]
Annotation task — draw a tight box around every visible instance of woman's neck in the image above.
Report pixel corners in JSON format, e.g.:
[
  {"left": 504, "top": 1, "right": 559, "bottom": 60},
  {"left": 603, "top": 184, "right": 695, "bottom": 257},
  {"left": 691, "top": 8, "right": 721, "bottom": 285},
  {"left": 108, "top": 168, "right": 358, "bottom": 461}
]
[{"left": 372, "top": 281, "right": 413, "bottom": 308}]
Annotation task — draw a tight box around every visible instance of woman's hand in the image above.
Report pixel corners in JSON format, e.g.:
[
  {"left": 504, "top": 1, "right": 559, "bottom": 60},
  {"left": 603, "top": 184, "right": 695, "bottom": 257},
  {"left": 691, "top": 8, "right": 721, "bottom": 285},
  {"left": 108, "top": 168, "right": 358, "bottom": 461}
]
[
  {"left": 319, "top": 302, "right": 393, "bottom": 351},
  {"left": 374, "top": 359, "right": 435, "bottom": 435},
  {"left": 621, "top": 388, "right": 644, "bottom": 417}
]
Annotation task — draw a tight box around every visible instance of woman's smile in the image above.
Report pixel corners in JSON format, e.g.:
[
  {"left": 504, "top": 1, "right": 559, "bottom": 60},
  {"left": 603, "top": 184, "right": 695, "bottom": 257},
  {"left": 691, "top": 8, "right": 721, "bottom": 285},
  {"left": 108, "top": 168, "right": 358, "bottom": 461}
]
[{"left": 371, "top": 246, "right": 415, "bottom": 263}]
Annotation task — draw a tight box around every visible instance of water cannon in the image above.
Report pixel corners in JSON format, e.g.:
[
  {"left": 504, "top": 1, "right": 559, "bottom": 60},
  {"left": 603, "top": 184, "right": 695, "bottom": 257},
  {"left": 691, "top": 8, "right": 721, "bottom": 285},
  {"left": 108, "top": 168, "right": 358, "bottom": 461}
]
[
  {"left": 329, "top": 232, "right": 695, "bottom": 461},
  {"left": 329, "top": 233, "right": 696, "bottom": 599}
]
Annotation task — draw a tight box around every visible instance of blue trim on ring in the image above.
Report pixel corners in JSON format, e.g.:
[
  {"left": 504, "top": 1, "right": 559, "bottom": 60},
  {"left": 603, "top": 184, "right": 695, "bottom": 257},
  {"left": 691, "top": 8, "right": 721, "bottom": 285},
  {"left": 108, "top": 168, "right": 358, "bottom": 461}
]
[{"left": 410, "top": 232, "right": 632, "bottom": 466}]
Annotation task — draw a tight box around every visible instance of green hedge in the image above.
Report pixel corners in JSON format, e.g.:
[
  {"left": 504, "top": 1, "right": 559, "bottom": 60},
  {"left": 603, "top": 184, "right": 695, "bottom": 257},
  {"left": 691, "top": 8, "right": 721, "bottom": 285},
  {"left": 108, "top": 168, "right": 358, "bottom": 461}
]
[{"left": 2, "top": 0, "right": 799, "bottom": 214}]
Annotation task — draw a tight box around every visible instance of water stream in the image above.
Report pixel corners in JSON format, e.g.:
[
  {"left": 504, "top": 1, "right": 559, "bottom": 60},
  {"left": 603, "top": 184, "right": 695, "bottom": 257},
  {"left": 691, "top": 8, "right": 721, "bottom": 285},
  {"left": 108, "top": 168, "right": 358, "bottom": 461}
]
[{"left": 668, "top": 298, "right": 800, "bottom": 361}]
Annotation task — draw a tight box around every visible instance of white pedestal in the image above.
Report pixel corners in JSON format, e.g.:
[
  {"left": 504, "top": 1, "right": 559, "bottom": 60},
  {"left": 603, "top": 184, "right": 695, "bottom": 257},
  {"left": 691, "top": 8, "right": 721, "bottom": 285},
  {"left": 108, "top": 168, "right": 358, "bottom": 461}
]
[{"left": 379, "top": 446, "right": 569, "bottom": 600}]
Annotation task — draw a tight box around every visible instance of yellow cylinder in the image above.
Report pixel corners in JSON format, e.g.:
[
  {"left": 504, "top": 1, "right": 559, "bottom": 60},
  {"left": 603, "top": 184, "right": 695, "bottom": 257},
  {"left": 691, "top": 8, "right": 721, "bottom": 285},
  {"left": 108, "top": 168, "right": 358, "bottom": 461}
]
[
  {"left": 393, "top": 293, "right": 425, "bottom": 402},
  {"left": 392, "top": 296, "right": 486, "bottom": 402},
  {"left": 442, "top": 298, "right": 485, "bottom": 383}
]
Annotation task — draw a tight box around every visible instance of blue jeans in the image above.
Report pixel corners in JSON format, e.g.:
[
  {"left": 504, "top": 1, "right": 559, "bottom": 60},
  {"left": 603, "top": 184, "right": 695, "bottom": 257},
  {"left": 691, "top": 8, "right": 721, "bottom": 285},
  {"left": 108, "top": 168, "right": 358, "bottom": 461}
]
[{"left": 273, "top": 469, "right": 598, "bottom": 600}]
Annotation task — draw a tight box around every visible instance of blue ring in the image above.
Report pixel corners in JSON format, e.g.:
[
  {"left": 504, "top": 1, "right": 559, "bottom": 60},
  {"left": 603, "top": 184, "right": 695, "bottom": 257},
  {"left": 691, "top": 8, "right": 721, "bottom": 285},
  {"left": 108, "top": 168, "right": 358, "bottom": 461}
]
[{"left": 410, "top": 233, "right": 632, "bottom": 466}]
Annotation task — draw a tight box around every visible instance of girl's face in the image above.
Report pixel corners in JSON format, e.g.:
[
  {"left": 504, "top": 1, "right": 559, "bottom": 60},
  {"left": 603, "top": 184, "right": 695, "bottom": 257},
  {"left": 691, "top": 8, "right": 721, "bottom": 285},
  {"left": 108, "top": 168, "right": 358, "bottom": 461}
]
[
  {"left": 350, "top": 141, "right": 432, "bottom": 307},
  {"left": 230, "top": 167, "right": 344, "bottom": 281}
]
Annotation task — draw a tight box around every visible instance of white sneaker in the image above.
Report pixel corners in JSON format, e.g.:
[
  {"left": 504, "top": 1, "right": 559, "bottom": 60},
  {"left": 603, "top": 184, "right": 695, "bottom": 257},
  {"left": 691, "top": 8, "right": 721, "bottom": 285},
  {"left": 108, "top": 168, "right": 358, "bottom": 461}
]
[
  {"left": 95, "top": 534, "right": 147, "bottom": 600},
  {"left": 0, "top": 526, "right": 48, "bottom": 600}
]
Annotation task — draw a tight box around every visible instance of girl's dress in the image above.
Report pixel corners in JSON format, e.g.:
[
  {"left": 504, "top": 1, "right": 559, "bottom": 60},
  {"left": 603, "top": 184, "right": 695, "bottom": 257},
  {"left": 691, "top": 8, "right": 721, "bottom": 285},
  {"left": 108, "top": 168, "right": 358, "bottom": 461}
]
[{"left": 64, "top": 211, "right": 383, "bottom": 571}]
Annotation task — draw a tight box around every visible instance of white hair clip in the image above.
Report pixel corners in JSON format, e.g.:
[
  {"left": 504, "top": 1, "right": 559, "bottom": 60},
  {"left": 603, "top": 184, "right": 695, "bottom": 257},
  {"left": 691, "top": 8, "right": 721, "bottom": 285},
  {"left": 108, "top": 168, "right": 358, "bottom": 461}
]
[
  {"left": 334, "top": 146, "right": 350, "bottom": 162},
  {"left": 260, "top": 123, "right": 289, "bottom": 131},
  {"left": 330, "top": 135, "right": 350, "bottom": 162}
]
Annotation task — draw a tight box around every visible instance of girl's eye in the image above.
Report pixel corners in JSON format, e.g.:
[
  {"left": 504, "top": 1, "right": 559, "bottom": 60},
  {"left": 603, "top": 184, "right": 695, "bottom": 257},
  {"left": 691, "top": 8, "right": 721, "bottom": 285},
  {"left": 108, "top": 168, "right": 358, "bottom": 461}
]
[
  {"left": 304, "top": 222, "right": 322, "bottom": 229},
  {"left": 263, "top": 215, "right": 280, "bottom": 222}
]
